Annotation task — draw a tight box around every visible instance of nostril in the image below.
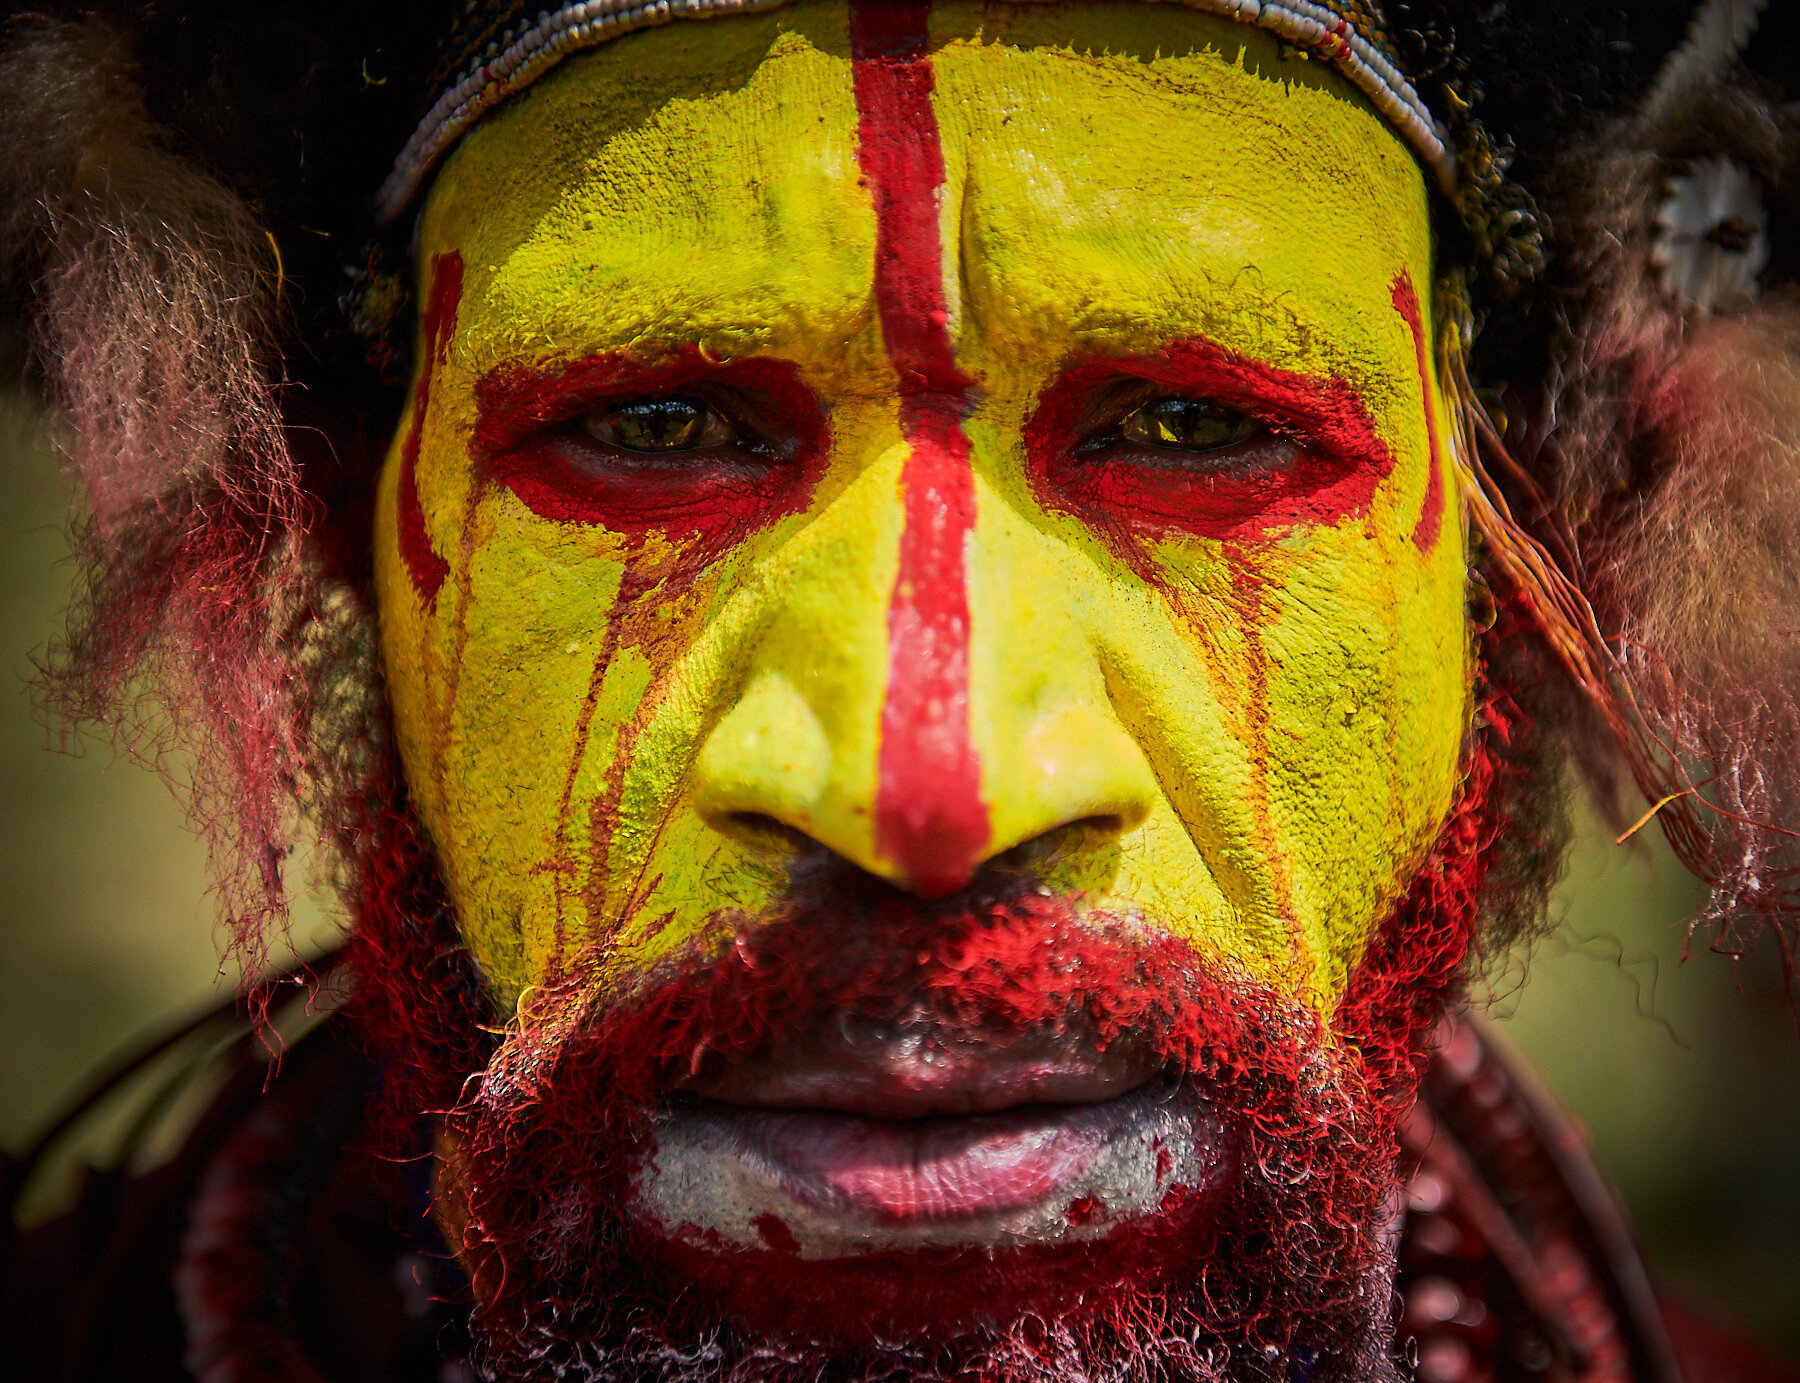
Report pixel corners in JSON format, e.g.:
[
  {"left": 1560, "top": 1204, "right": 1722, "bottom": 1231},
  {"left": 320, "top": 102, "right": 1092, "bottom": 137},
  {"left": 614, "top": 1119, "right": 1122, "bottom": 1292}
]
[
  {"left": 1078, "top": 813, "right": 1127, "bottom": 839},
  {"left": 1055, "top": 813, "right": 1127, "bottom": 843},
  {"left": 723, "top": 811, "right": 815, "bottom": 853},
  {"left": 995, "top": 814, "right": 1127, "bottom": 869}
]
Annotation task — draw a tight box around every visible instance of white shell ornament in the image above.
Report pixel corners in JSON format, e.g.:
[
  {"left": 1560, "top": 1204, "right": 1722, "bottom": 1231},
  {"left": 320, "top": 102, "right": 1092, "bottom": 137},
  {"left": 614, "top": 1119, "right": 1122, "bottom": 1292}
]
[{"left": 1652, "top": 156, "right": 1771, "bottom": 312}]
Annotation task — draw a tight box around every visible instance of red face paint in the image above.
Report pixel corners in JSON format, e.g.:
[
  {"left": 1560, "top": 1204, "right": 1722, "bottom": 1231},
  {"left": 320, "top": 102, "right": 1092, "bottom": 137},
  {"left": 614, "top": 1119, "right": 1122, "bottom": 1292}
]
[
  {"left": 397, "top": 251, "right": 463, "bottom": 606},
  {"left": 851, "top": 0, "right": 991, "bottom": 898},
  {"left": 1026, "top": 339, "right": 1395, "bottom": 548},
  {"left": 473, "top": 348, "right": 826, "bottom": 567},
  {"left": 1390, "top": 273, "right": 1445, "bottom": 553}
]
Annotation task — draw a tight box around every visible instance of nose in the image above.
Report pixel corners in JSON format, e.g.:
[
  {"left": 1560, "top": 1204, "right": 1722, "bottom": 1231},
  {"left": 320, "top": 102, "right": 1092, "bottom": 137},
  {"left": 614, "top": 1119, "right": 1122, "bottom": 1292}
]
[
  {"left": 690, "top": 445, "right": 1159, "bottom": 897},
  {"left": 961, "top": 470, "right": 1161, "bottom": 874}
]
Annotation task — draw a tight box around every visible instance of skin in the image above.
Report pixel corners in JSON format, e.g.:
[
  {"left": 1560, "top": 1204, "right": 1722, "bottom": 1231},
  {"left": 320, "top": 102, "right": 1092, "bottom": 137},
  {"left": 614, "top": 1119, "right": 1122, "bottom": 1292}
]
[{"left": 375, "top": 0, "right": 1471, "bottom": 1029}]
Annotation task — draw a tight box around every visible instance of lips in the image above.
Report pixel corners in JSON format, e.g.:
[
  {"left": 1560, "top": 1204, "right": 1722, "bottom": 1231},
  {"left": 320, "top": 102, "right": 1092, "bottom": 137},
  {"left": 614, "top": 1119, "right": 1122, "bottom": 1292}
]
[
  {"left": 696, "top": 1024, "right": 1149, "bottom": 1118},
  {"left": 629, "top": 1026, "right": 1232, "bottom": 1258}
]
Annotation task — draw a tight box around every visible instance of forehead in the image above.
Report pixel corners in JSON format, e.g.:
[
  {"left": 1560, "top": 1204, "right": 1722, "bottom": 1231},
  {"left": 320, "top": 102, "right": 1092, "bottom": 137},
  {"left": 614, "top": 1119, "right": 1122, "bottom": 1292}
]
[{"left": 420, "top": 0, "right": 1431, "bottom": 386}]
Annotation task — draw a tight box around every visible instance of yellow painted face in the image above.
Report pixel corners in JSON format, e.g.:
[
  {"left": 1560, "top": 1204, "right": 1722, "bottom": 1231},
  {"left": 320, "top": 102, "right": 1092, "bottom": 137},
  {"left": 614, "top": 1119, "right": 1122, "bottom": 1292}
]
[{"left": 375, "top": 0, "right": 1470, "bottom": 1022}]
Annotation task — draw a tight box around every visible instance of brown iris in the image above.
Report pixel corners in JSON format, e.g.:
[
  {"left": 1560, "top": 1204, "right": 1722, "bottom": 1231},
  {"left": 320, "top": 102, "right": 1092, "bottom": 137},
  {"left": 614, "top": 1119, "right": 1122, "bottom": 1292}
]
[
  {"left": 1118, "top": 397, "right": 1258, "bottom": 452},
  {"left": 585, "top": 397, "right": 735, "bottom": 454}
]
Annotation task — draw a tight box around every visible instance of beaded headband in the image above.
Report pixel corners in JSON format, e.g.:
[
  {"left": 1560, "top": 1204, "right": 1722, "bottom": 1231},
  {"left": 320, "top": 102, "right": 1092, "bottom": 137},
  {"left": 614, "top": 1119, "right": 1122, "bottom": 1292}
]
[{"left": 375, "top": 0, "right": 1453, "bottom": 225}]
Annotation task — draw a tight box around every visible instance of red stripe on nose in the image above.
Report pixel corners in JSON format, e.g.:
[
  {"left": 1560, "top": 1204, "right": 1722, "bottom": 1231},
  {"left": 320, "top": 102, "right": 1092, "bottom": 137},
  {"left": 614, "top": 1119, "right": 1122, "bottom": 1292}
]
[{"left": 851, "top": 1, "right": 989, "bottom": 896}]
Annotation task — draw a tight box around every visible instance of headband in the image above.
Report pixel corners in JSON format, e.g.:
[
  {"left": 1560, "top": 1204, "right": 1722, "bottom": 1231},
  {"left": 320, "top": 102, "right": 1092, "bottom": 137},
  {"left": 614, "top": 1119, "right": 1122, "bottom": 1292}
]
[{"left": 376, "top": 0, "right": 1451, "bottom": 225}]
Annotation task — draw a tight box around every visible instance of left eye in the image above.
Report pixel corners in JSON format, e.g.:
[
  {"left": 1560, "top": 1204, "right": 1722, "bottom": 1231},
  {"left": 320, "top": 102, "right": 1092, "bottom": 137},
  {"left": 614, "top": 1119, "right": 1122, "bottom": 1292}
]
[
  {"left": 583, "top": 397, "right": 737, "bottom": 453},
  {"left": 1117, "top": 397, "right": 1261, "bottom": 452}
]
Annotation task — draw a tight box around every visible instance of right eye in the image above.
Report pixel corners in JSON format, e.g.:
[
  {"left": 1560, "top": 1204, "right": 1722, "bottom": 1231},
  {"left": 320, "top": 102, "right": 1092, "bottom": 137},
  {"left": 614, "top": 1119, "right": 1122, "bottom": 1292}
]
[
  {"left": 477, "top": 356, "right": 828, "bottom": 543},
  {"left": 583, "top": 397, "right": 737, "bottom": 454}
]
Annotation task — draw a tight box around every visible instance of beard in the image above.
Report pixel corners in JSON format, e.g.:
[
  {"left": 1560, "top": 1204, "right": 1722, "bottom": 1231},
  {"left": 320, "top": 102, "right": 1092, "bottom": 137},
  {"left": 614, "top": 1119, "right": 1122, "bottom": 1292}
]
[
  {"left": 451, "top": 885, "right": 1409, "bottom": 1383},
  {"left": 345, "top": 714, "right": 1515, "bottom": 1383}
]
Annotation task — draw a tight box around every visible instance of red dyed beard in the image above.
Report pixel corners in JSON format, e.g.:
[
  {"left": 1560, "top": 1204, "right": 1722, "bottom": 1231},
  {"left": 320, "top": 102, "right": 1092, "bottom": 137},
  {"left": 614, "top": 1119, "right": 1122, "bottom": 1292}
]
[{"left": 347, "top": 736, "right": 1499, "bottom": 1383}]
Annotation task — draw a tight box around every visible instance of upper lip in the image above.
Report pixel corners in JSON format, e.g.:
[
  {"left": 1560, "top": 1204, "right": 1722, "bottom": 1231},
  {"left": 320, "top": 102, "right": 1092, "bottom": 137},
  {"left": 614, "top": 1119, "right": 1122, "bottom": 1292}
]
[{"left": 680, "top": 1023, "right": 1156, "bottom": 1121}]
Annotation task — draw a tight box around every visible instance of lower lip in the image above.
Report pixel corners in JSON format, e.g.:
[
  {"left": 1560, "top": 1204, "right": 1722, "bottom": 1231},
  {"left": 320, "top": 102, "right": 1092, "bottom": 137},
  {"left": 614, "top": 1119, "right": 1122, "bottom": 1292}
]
[{"left": 632, "top": 1083, "right": 1228, "bottom": 1258}]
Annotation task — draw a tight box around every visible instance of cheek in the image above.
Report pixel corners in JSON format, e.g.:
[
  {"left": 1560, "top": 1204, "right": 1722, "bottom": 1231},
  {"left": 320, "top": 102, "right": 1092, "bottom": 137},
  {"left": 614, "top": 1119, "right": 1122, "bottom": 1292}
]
[
  {"left": 378, "top": 415, "right": 758, "bottom": 1001},
  {"left": 1247, "top": 524, "right": 1470, "bottom": 989},
  {"left": 378, "top": 447, "right": 630, "bottom": 995},
  {"left": 1041, "top": 468, "right": 1467, "bottom": 999}
]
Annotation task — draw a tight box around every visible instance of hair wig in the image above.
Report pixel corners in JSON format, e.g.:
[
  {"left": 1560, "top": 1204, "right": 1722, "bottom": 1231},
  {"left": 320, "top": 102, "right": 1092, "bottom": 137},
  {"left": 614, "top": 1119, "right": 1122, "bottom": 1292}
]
[
  {"left": 1538, "top": 56, "right": 1800, "bottom": 957},
  {"left": 0, "top": 15, "right": 311, "bottom": 976}
]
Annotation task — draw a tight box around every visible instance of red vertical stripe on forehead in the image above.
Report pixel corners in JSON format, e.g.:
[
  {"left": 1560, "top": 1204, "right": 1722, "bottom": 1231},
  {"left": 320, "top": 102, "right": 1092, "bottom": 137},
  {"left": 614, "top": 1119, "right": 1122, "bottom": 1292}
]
[
  {"left": 1391, "top": 273, "right": 1444, "bottom": 554},
  {"left": 851, "top": 0, "right": 989, "bottom": 897}
]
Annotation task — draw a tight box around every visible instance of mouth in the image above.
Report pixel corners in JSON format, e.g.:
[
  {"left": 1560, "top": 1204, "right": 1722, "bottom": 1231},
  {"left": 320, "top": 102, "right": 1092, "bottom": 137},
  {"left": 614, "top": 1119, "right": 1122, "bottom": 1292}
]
[{"left": 629, "top": 1025, "right": 1233, "bottom": 1258}]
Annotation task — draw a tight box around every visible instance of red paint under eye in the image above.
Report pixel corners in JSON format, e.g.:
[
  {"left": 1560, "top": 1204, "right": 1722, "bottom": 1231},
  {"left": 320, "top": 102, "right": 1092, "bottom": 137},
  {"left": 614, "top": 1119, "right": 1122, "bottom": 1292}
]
[
  {"left": 1026, "top": 341, "right": 1394, "bottom": 545},
  {"left": 474, "top": 350, "right": 827, "bottom": 557}
]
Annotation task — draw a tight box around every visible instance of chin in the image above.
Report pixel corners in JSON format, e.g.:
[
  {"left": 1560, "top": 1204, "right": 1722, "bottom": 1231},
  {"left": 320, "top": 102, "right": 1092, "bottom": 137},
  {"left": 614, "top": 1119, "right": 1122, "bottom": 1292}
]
[{"left": 436, "top": 888, "right": 1414, "bottom": 1383}]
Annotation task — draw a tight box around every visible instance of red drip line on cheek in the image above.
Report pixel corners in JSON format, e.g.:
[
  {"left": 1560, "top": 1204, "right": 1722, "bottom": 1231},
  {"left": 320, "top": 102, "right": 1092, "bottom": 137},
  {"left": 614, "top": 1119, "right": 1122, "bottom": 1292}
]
[
  {"left": 1227, "top": 558, "right": 1300, "bottom": 954},
  {"left": 1391, "top": 273, "right": 1444, "bottom": 554},
  {"left": 397, "top": 252, "right": 462, "bottom": 607},
  {"left": 851, "top": 0, "right": 990, "bottom": 897}
]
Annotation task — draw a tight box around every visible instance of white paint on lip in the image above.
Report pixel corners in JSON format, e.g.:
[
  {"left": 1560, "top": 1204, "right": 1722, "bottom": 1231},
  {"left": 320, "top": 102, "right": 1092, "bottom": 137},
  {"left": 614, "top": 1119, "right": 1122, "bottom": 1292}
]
[{"left": 631, "top": 1083, "right": 1227, "bottom": 1259}]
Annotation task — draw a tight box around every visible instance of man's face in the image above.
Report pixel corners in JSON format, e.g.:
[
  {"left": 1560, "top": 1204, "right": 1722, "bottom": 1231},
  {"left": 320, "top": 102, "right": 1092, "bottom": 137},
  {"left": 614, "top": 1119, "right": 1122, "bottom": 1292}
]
[{"left": 374, "top": 0, "right": 1470, "bottom": 1369}]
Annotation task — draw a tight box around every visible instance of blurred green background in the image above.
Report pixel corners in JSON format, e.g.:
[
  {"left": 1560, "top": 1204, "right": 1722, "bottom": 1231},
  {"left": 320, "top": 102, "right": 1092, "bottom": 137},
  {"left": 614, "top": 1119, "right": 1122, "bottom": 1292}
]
[{"left": 1, "top": 391, "right": 1795, "bottom": 1353}]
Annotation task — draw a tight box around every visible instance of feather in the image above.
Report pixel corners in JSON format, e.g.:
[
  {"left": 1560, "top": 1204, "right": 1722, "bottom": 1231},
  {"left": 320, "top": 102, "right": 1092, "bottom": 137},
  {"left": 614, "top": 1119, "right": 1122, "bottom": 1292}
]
[{"left": 1643, "top": 0, "right": 1769, "bottom": 122}]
